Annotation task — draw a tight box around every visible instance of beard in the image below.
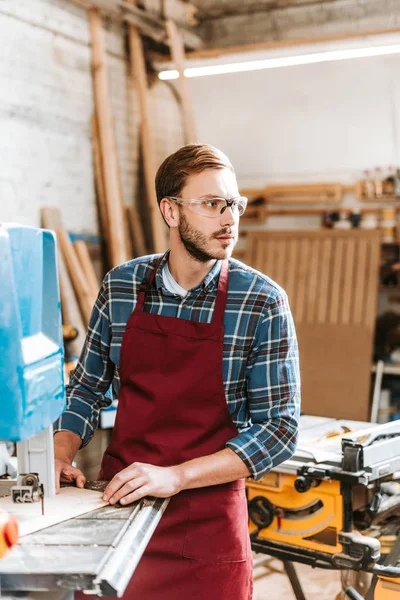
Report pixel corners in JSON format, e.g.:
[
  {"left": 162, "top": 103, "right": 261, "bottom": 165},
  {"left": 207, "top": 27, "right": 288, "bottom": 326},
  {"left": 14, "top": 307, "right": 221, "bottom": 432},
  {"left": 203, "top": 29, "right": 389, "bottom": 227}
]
[{"left": 178, "top": 210, "right": 238, "bottom": 263}]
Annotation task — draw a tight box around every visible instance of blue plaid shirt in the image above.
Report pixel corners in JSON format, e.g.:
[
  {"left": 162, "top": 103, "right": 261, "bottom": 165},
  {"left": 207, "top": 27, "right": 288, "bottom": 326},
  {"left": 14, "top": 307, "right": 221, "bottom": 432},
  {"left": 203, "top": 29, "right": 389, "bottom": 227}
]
[{"left": 55, "top": 252, "right": 301, "bottom": 480}]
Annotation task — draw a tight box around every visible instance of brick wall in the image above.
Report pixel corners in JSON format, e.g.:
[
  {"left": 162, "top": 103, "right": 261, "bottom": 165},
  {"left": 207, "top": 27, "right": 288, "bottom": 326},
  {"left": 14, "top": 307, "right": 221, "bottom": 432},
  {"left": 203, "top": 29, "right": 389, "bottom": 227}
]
[{"left": 0, "top": 0, "right": 184, "bottom": 235}]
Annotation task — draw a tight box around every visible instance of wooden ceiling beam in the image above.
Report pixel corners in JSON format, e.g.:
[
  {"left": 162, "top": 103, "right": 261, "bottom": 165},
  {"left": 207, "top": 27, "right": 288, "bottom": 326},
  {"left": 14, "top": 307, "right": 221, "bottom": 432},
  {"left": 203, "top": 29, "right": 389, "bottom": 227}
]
[{"left": 182, "top": 27, "right": 400, "bottom": 61}]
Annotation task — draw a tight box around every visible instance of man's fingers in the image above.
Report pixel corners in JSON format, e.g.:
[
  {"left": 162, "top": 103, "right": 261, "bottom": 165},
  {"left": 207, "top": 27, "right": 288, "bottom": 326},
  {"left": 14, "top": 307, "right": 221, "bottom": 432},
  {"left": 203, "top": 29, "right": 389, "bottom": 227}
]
[
  {"left": 118, "top": 485, "right": 150, "bottom": 505},
  {"left": 55, "top": 468, "right": 61, "bottom": 494},
  {"left": 109, "top": 478, "right": 146, "bottom": 505},
  {"left": 76, "top": 474, "right": 86, "bottom": 489},
  {"left": 103, "top": 468, "right": 139, "bottom": 501}
]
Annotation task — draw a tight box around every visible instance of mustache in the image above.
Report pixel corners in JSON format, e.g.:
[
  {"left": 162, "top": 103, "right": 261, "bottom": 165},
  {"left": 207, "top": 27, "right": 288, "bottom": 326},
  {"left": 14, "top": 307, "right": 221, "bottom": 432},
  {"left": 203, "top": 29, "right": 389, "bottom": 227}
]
[{"left": 212, "top": 228, "right": 237, "bottom": 238}]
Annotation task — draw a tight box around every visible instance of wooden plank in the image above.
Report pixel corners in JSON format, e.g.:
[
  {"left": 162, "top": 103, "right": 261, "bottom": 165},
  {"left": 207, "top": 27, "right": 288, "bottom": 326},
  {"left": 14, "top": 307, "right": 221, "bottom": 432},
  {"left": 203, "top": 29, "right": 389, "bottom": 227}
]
[
  {"left": 57, "top": 255, "right": 85, "bottom": 357},
  {"left": 184, "top": 28, "right": 400, "bottom": 61},
  {"left": 166, "top": 19, "right": 197, "bottom": 144},
  {"left": 127, "top": 2, "right": 166, "bottom": 254},
  {"left": 365, "top": 235, "right": 381, "bottom": 329},
  {"left": 73, "top": 241, "right": 100, "bottom": 304},
  {"left": 0, "top": 487, "right": 107, "bottom": 537},
  {"left": 353, "top": 238, "right": 368, "bottom": 326},
  {"left": 306, "top": 239, "right": 319, "bottom": 324},
  {"left": 126, "top": 205, "right": 147, "bottom": 257},
  {"left": 341, "top": 238, "right": 355, "bottom": 325},
  {"left": 265, "top": 182, "right": 342, "bottom": 204},
  {"left": 294, "top": 239, "right": 311, "bottom": 324},
  {"left": 317, "top": 238, "right": 332, "bottom": 324},
  {"left": 91, "top": 113, "right": 109, "bottom": 257},
  {"left": 282, "top": 238, "right": 298, "bottom": 306},
  {"left": 42, "top": 207, "right": 93, "bottom": 326},
  {"left": 329, "top": 237, "right": 344, "bottom": 325},
  {"left": 57, "top": 230, "right": 94, "bottom": 326},
  {"left": 89, "top": 8, "right": 128, "bottom": 267},
  {"left": 41, "top": 208, "right": 85, "bottom": 355}
]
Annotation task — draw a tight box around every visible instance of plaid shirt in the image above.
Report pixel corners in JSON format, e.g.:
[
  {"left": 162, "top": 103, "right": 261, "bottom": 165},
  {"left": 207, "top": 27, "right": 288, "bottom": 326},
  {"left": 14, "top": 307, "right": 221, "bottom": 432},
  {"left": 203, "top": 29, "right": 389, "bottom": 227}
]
[{"left": 55, "top": 252, "right": 301, "bottom": 480}]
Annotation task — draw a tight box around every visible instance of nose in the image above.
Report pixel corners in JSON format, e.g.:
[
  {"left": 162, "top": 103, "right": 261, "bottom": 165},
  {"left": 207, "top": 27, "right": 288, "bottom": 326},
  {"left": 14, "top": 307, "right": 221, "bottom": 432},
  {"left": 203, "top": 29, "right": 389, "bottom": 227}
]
[{"left": 220, "top": 206, "right": 236, "bottom": 227}]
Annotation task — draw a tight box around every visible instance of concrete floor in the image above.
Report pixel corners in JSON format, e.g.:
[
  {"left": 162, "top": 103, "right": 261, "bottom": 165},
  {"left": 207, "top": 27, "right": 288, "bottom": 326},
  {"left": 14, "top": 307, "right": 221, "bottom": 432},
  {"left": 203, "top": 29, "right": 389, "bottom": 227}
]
[{"left": 253, "top": 556, "right": 345, "bottom": 600}]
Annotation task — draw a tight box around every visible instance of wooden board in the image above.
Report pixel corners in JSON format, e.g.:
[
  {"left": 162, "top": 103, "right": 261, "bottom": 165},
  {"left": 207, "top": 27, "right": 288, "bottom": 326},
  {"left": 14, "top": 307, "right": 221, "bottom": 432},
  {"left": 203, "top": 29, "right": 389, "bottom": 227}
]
[
  {"left": 42, "top": 208, "right": 93, "bottom": 327},
  {"left": 0, "top": 487, "right": 107, "bottom": 537},
  {"left": 127, "top": 2, "right": 167, "bottom": 255},
  {"left": 41, "top": 208, "right": 85, "bottom": 356},
  {"left": 166, "top": 19, "right": 197, "bottom": 144},
  {"left": 264, "top": 182, "right": 343, "bottom": 204},
  {"left": 89, "top": 8, "right": 128, "bottom": 267},
  {"left": 245, "top": 229, "right": 381, "bottom": 420}
]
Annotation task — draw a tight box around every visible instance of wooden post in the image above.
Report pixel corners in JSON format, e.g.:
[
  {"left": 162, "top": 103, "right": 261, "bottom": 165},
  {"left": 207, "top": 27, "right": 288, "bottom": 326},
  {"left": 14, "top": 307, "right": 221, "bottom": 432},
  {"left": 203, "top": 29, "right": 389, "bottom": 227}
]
[
  {"left": 127, "top": 1, "right": 166, "bottom": 254},
  {"left": 89, "top": 8, "right": 128, "bottom": 267},
  {"left": 166, "top": 19, "right": 197, "bottom": 144}
]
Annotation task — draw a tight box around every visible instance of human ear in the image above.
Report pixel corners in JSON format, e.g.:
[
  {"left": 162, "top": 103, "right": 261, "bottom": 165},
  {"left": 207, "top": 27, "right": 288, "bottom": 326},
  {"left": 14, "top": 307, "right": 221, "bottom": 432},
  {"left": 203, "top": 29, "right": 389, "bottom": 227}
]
[{"left": 160, "top": 198, "right": 179, "bottom": 228}]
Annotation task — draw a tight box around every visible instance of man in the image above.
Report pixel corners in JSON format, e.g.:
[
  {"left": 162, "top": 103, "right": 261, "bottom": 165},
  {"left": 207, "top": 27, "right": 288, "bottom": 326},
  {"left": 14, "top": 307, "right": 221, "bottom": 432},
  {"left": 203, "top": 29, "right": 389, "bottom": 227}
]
[{"left": 54, "top": 143, "right": 301, "bottom": 599}]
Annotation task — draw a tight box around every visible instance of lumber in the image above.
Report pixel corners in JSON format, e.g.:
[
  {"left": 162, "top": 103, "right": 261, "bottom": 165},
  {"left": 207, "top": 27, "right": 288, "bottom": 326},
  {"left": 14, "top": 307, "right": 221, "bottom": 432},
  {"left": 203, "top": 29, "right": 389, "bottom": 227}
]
[
  {"left": 166, "top": 19, "right": 197, "bottom": 144},
  {"left": 91, "top": 113, "right": 109, "bottom": 257},
  {"left": 41, "top": 208, "right": 93, "bottom": 327},
  {"left": 41, "top": 208, "right": 85, "bottom": 355},
  {"left": 57, "top": 230, "right": 94, "bottom": 326},
  {"left": 73, "top": 240, "right": 100, "bottom": 305},
  {"left": 127, "top": 4, "right": 166, "bottom": 254},
  {"left": 89, "top": 8, "right": 128, "bottom": 267}
]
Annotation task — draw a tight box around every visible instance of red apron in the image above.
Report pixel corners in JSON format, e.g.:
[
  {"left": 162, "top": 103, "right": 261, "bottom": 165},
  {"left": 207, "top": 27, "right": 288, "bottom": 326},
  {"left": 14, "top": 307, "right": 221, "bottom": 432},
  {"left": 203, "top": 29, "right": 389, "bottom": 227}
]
[{"left": 83, "top": 257, "right": 252, "bottom": 599}]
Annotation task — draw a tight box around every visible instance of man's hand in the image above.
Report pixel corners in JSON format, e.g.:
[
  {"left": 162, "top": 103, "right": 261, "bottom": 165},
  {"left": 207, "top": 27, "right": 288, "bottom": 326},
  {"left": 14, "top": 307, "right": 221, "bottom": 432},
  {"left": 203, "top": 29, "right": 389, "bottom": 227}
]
[
  {"left": 54, "top": 458, "right": 86, "bottom": 493},
  {"left": 102, "top": 463, "right": 183, "bottom": 506},
  {"left": 54, "top": 431, "right": 86, "bottom": 493}
]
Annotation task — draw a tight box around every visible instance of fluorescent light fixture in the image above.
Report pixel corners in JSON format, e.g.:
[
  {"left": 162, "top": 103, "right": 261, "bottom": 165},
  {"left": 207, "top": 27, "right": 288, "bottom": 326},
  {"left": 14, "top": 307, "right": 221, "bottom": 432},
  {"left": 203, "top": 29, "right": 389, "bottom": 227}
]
[{"left": 158, "top": 43, "right": 400, "bottom": 80}]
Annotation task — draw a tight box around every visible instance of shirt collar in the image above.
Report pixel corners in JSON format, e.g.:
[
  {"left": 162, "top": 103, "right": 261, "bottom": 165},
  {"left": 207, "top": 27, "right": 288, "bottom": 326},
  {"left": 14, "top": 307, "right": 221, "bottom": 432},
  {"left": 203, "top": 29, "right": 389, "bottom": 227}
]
[{"left": 154, "top": 250, "right": 222, "bottom": 294}]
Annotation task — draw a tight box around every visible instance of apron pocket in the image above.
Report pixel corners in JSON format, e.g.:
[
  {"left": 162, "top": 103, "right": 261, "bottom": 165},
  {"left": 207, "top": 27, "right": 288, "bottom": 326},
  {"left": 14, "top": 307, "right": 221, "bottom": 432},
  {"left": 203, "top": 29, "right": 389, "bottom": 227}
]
[{"left": 182, "top": 481, "right": 248, "bottom": 563}]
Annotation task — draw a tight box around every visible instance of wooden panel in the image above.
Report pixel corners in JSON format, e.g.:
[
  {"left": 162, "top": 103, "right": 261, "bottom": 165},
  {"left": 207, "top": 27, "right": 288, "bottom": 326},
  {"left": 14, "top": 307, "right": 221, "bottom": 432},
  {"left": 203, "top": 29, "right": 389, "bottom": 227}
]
[
  {"left": 245, "top": 230, "right": 381, "bottom": 420},
  {"left": 264, "top": 182, "right": 343, "bottom": 204}
]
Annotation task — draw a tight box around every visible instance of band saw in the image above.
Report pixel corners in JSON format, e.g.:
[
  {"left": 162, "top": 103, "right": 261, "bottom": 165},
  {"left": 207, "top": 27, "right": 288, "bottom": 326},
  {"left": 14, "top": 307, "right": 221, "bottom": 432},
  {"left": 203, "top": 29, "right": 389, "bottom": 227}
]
[{"left": 0, "top": 224, "right": 168, "bottom": 599}]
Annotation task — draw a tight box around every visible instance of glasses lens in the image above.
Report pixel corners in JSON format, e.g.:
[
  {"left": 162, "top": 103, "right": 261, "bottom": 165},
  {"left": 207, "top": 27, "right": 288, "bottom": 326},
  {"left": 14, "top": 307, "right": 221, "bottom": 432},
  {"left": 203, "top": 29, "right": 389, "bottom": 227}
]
[
  {"left": 236, "top": 197, "right": 248, "bottom": 216},
  {"left": 192, "top": 199, "right": 227, "bottom": 217}
]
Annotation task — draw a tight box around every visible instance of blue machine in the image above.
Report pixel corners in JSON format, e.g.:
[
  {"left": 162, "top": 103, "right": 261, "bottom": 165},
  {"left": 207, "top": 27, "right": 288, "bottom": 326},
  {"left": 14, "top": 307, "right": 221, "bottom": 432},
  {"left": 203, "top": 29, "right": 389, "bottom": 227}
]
[{"left": 0, "top": 224, "right": 65, "bottom": 441}]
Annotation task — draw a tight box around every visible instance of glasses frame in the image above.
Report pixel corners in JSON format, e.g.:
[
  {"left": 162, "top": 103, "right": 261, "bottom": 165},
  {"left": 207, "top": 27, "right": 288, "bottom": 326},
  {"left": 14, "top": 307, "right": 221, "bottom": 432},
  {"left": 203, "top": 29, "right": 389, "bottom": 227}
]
[{"left": 165, "top": 195, "right": 248, "bottom": 218}]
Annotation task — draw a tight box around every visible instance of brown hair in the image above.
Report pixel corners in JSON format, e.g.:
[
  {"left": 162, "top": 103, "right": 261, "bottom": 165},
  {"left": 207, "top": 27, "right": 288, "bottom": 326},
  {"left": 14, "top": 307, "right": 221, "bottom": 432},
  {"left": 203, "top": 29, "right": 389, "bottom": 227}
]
[{"left": 155, "top": 143, "right": 235, "bottom": 206}]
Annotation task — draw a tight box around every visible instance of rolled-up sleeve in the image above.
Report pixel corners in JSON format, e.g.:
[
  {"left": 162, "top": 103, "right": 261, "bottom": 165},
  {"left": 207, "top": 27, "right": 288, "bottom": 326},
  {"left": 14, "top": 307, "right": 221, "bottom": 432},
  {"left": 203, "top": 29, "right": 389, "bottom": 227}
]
[
  {"left": 54, "top": 273, "right": 114, "bottom": 447},
  {"left": 226, "top": 291, "right": 301, "bottom": 480}
]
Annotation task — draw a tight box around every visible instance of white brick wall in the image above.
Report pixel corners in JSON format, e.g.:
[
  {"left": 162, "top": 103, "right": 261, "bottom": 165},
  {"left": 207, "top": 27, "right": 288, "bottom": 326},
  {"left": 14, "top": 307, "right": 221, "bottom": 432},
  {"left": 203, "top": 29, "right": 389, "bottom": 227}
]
[{"left": 0, "top": 0, "right": 184, "bottom": 235}]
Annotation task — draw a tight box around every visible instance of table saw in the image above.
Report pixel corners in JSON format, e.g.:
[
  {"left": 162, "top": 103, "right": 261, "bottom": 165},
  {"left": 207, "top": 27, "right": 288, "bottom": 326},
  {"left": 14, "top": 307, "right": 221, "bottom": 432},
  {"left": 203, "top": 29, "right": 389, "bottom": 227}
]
[{"left": 247, "top": 415, "right": 400, "bottom": 599}]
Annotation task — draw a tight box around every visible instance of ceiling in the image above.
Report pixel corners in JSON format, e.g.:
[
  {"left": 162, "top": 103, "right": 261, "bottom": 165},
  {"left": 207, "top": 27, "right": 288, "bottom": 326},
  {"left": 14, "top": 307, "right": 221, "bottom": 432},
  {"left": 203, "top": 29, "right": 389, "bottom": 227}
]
[{"left": 189, "top": 0, "right": 338, "bottom": 20}]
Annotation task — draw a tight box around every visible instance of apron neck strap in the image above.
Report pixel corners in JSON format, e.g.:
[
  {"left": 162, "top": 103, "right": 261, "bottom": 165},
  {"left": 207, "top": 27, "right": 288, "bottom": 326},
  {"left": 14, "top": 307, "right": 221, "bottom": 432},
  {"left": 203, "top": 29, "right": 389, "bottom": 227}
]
[
  {"left": 135, "top": 256, "right": 229, "bottom": 323},
  {"left": 135, "top": 254, "right": 166, "bottom": 311},
  {"left": 212, "top": 259, "right": 229, "bottom": 325}
]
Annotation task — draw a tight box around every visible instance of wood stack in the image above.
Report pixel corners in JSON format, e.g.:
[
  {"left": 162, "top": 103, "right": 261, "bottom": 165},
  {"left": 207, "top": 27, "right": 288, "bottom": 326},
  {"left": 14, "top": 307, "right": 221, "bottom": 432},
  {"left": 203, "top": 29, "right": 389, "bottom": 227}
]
[{"left": 41, "top": 208, "right": 100, "bottom": 355}]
